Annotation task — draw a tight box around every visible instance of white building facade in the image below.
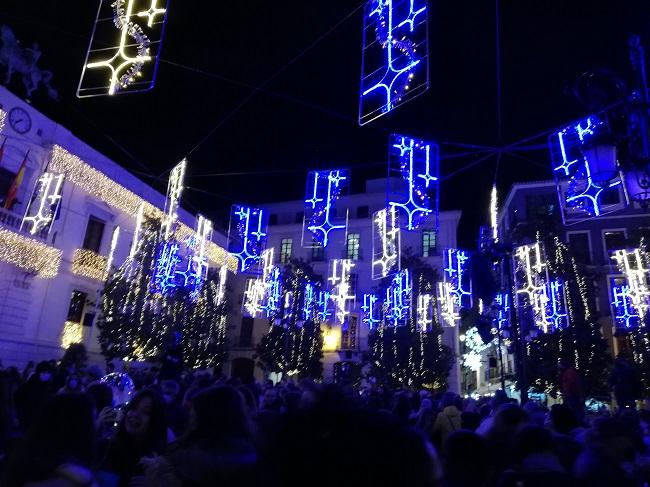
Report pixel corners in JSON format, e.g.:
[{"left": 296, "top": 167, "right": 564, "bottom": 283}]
[
  {"left": 0, "top": 87, "right": 236, "bottom": 367},
  {"left": 227, "top": 178, "right": 462, "bottom": 390}
]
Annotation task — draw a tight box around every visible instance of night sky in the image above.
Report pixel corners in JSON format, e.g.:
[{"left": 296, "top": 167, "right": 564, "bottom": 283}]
[{"left": 1, "top": 0, "right": 648, "bottom": 246}]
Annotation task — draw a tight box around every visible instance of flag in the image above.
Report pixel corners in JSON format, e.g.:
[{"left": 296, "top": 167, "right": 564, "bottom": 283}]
[{"left": 3, "top": 151, "right": 28, "bottom": 210}]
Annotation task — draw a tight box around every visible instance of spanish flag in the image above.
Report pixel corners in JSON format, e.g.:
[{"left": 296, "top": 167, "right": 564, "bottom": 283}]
[{"left": 3, "top": 151, "right": 28, "bottom": 210}]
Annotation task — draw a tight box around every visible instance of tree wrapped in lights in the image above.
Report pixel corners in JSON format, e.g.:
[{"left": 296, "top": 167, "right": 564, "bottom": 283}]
[
  {"left": 255, "top": 259, "right": 324, "bottom": 379},
  {"left": 367, "top": 252, "right": 453, "bottom": 390},
  {"left": 524, "top": 236, "right": 610, "bottom": 397},
  {"left": 98, "top": 217, "right": 229, "bottom": 370}
]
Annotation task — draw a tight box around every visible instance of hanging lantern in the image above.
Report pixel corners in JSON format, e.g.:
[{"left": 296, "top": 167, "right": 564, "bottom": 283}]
[
  {"left": 624, "top": 166, "right": 650, "bottom": 209},
  {"left": 581, "top": 141, "right": 619, "bottom": 185}
]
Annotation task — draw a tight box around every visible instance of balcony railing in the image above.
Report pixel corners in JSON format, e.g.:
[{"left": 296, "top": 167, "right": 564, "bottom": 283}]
[{"left": 0, "top": 207, "right": 49, "bottom": 240}]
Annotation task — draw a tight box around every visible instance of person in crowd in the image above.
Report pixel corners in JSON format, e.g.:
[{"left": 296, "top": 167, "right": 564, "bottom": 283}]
[
  {"left": 460, "top": 397, "right": 482, "bottom": 431},
  {"left": 143, "top": 385, "right": 257, "bottom": 486},
  {"left": 3, "top": 393, "right": 97, "bottom": 487},
  {"left": 559, "top": 359, "right": 585, "bottom": 420},
  {"left": 444, "top": 430, "right": 491, "bottom": 486},
  {"left": 259, "top": 386, "right": 284, "bottom": 412},
  {"left": 433, "top": 392, "right": 462, "bottom": 452},
  {"left": 13, "top": 361, "right": 56, "bottom": 431},
  {"left": 475, "top": 389, "right": 510, "bottom": 435},
  {"left": 99, "top": 389, "right": 168, "bottom": 487},
  {"left": 610, "top": 355, "right": 640, "bottom": 410},
  {"left": 483, "top": 404, "right": 529, "bottom": 477},
  {"left": 0, "top": 370, "right": 19, "bottom": 460},
  {"left": 392, "top": 391, "right": 414, "bottom": 424}
]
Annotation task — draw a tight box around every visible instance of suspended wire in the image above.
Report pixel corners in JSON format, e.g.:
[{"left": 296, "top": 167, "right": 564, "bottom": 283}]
[
  {"left": 179, "top": 1, "right": 367, "bottom": 162},
  {"left": 495, "top": 0, "right": 503, "bottom": 145}
]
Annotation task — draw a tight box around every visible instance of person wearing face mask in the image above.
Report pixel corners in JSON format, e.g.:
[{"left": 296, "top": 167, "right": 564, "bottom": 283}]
[{"left": 99, "top": 389, "right": 169, "bottom": 487}]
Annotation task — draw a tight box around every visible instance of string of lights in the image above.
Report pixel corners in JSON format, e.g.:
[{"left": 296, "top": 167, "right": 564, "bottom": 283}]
[{"left": 0, "top": 227, "right": 62, "bottom": 278}]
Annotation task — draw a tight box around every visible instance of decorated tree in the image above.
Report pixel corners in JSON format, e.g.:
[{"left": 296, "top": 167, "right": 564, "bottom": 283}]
[
  {"left": 367, "top": 251, "right": 454, "bottom": 390},
  {"left": 525, "top": 236, "right": 611, "bottom": 397},
  {"left": 98, "top": 217, "right": 229, "bottom": 370},
  {"left": 255, "top": 259, "right": 324, "bottom": 379}
]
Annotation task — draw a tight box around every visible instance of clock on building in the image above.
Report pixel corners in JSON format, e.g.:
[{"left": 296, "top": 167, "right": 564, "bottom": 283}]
[{"left": 8, "top": 107, "right": 32, "bottom": 134}]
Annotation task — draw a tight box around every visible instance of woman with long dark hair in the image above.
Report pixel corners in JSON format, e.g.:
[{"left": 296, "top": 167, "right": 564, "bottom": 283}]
[{"left": 99, "top": 389, "right": 168, "bottom": 486}]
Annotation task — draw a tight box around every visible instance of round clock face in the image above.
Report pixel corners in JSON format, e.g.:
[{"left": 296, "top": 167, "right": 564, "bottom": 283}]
[{"left": 9, "top": 107, "right": 32, "bottom": 134}]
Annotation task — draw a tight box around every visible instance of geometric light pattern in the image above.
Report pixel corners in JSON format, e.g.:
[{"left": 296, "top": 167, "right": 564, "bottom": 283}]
[
  {"left": 78, "top": 0, "right": 169, "bottom": 97},
  {"left": 243, "top": 248, "right": 278, "bottom": 318},
  {"left": 512, "top": 242, "right": 552, "bottom": 333},
  {"left": 304, "top": 170, "right": 348, "bottom": 247},
  {"left": 175, "top": 215, "right": 213, "bottom": 297},
  {"left": 152, "top": 241, "right": 181, "bottom": 293},
  {"left": 611, "top": 248, "right": 650, "bottom": 318},
  {"left": 359, "top": 0, "right": 429, "bottom": 125},
  {"left": 416, "top": 293, "right": 434, "bottom": 332},
  {"left": 443, "top": 248, "right": 472, "bottom": 308},
  {"left": 361, "top": 293, "right": 381, "bottom": 329},
  {"left": 549, "top": 115, "right": 625, "bottom": 219},
  {"left": 328, "top": 259, "right": 356, "bottom": 325},
  {"left": 462, "top": 326, "right": 491, "bottom": 372},
  {"left": 161, "top": 159, "right": 186, "bottom": 241},
  {"left": 21, "top": 172, "right": 65, "bottom": 236},
  {"left": 540, "top": 279, "right": 570, "bottom": 333},
  {"left": 303, "top": 282, "right": 318, "bottom": 322},
  {"left": 372, "top": 207, "right": 401, "bottom": 279},
  {"left": 494, "top": 292, "right": 509, "bottom": 330},
  {"left": 317, "top": 289, "right": 332, "bottom": 323},
  {"left": 388, "top": 134, "right": 439, "bottom": 230},
  {"left": 228, "top": 205, "right": 268, "bottom": 272},
  {"left": 0, "top": 227, "right": 62, "bottom": 278},
  {"left": 384, "top": 268, "right": 411, "bottom": 327},
  {"left": 611, "top": 282, "right": 641, "bottom": 329}
]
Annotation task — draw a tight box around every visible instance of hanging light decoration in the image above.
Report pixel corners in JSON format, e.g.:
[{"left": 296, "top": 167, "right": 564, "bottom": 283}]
[{"left": 372, "top": 207, "right": 401, "bottom": 279}]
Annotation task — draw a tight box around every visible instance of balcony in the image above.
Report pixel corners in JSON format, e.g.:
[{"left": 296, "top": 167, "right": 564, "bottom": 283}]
[{"left": 0, "top": 206, "right": 49, "bottom": 240}]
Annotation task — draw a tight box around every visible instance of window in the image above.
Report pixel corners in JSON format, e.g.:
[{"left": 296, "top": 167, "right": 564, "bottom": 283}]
[
  {"left": 525, "top": 194, "right": 557, "bottom": 221},
  {"left": 67, "top": 290, "right": 87, "bottom": 323},
  {"left": 346, "top": 233, "right": 360, "bottom": 260},
  {"left": 601, "top": 188, "right": 621, "bottom": 205},
  {"left": 311, "top": 240, "right": 325, "bottom": 261},
  {"left": 239, "top": 317, "right": 254, "bottom": 348},
  {"left": 422, "top": 230, "right": 437, "bottom": 257},
  {"left": 341, "top": 316, "right": 358, "bottom": 350},
  {"left": 83, "top": 216, "right": 105, "bottom": 253},
  {"left": 567, "top": 232, "right": 592, "bottom": 264},
  {"left": 269, "top": 214, "right": 278, "bottom": 226},
  {"left": 603, "top": 230, "right": 627, "bottom": 258},
  {"left": 295, "top": 211, "right": 304, "bottom": 224},
  {"left": 357, "top": 206, "right": 369, "bottom": 218},
  {"left": 280, "top": 238, "right": 293, "bottom": 263}
]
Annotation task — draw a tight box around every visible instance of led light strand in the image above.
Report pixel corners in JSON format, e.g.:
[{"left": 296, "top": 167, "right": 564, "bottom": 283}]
[
  {"left": 72, "top": 249, "right": 108, "bottom": 281},
  {"left": 361, "top": 293, "right": 381, "bottom": 329},
  {"left": 462, "top": 327, "right": 491, "bottom": 372},
  {"left": 228, "top": 205, "right": 267, "bottom": 272},
  {"left": 328, "top": 259, "right": 356, "bottom": 325},
  {"left": 384, "top": 269, "right": 411, "bottom": 327},
  {"left": 21, "top": 172, "right": 65, "bottom": 235},
  {"left": 372, "top": 207, "right": 401, "bottom": 279},
  {"left": 490, "top": 184, "right": 499, "bottom": 243},
  {"left": 612, "top": 248, "right": 650, "bottom": 316},
  {"left": 611, "top": 283, "right": 641, "bottom": 329},
  {"left": 161, "top": 160, "right": 186, "bottom": 240},
  {"left": 513, "top": 242, "right": 553, "bottom": 333},
  {"left": 388, "top": 135, "right": 439, "bottom": 230},
  {"left": 0, "top": 228, "right": 62, "bottom": 278},
  {"left": 305, "top": 170, "right": 348, "bottom": 247},
  {"left": 61, "top": 321, "right": 83, "bottom": 349},
  {"left": 416, "top": 293, "right": 433, "bottom": 331},
  {"left": 104, "top": 227, "right": 120, "bottom": 280}
]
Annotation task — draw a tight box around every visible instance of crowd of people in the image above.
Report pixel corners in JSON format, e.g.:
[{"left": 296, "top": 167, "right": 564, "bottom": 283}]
[{"left": 0, "top": 345, "right": 650, "bottom": 486}]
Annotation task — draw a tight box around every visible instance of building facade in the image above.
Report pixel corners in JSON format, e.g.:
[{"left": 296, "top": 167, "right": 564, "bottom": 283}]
[
  {"left": 226, "top": 177, "right": 463, "bottom": 389},
  {"left": 0, "top": 87, "right": 236, "bottom": 367},
  {"left": 498, "top": 180, "right": 650, "bottom": 358}
]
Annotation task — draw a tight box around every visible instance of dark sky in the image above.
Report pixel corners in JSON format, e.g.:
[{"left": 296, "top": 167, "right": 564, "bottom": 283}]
[{"left": 1, "top": 0, "right": 648, "bottom": 246}]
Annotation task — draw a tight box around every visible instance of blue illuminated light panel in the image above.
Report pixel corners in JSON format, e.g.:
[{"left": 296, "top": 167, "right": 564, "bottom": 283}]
[
  {"left": 303, "top": 283, "right": 319, "bottom": 322},
  {"left": 359, "top": 0, "right": 429, "bottom": 125},
  {"left": 549, "top": 115, "right": 625, "bottom": 219},
  {"left": 372, "top": 207, "right": 401, "bottom": 279},
  {"left": 361, "top": 293, "right": 381, "bottom": 329},
  {"left": 262, "top": 267, "right": 282, "bottom": 319},
  {"left": 317, "top": 290, "right": 332, "bottom": 322},
  {"left": 388, "top": 134, "right": 439, "bottom": 230},
  {"left": 384, "top": 269, "right": 412, "bottom": 326},
  {"left": 443, "top": 249, "right": 472, "bottom": 309},
  {"left": 611, "top": 282, "right": 641, "bottom": 329},
  {"left": 304, "top": 170, "right": 349, "bottom": 247},
  {"left": 541, "top": 280, "right": 569, "bottom": 332},
  {"left": 495, "top": 292, "right": 509, "bottom": 330},
  {"left": 152, "top": 241, "right": 181, "bottom": 294},
  {"left": 228, "top": 205, "right": 268, "bottom": 272}
]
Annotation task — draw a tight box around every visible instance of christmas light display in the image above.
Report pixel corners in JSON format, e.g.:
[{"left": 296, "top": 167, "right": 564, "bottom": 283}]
[
  {"left": 243, "top": 248, "right": 277, "bottom": 317},
  {"left": 513, "top": 242, "right": 554, "bottom": 333},
  {"left": 151, "top": 241, "right": 181, "bottom": 293},
  {"left": 490, "top": 185, "right": 499, "bottom": 243},
  {"left": 445, "top": 248, "right": 472, "bottom": 306},
  {"left": 0, "top": 108, "right": 5, "bottom": 131},
  {"left": 462, "top": 327, "right": 491, "bottom": 372},
  {"left": 216, "top": 264, "right": 228, "bottom": 305},
  {"left": 78, "top": 0, "right": 169, "bottom": 97},
  {"left": 388, "top": 134, "right": 439, "bottom": 230},
  {"left": 612, "top": 248, "right": 650, "bottom": 316},
  {"left": 359, "top": 0, "right": 429, "bottom": 125},
  {"left": 228, "top": 205, "right": 267, "bottom": 272},
  {"left": 61, "top": 321, "right": 83, "bottom": 349},
  {"left": 50, "top": 146, "right": 236, "bottom": 271},
  {"left": 161, "top": 160, "right": 186, "bottom": 241},
  {"left": 72, "top": 249, "right": 109, "bottom": 281},
  {"left": 328, "top": 259, "right": 356, "bottom": 325},
  {"left": 384, "top": 269, "right": 412, "bottom": 326},
  {"left": 416, "top": 293, "right": 434, "bottom": 331},
  {"left": 317, "top": 290, "right": 332, "bottom": 322},
  {"left": 303, "top": 283, "right": 320, "bottom": 322},
  {"left": 304, "top": 170, "right": 349, "bottom": 247},
  {"left": 361, "top": 293, "right": 381, "bottom": 329},
  {"left": 540, "top": 279, "right": 569, "bottom": 332},
  {"left": 175, "top": 215, "right": 213, "bottom": 296},
  {"left": 0, "top": 227, "right": 61, "bottom": 278},
  {"left": 104, "top": 227, "right": 120, "bottom": 279},
  {"left": 495, "top": 292, "right": 509, "bottom": 330},
  {"left": 549, "top": 115, "right": 625, "bottom": 219},
  {"left": 611, "top": 283, "right": 641, "bottom": 329},
  {"left": 21, "top": 172, "right": 64, "bottom": 235},
  {"left": 130, "top": 204, "right": 144, "bottom": 258},
  {"left": 372, "top": 207, "right": 401, "bottom": 279}
]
